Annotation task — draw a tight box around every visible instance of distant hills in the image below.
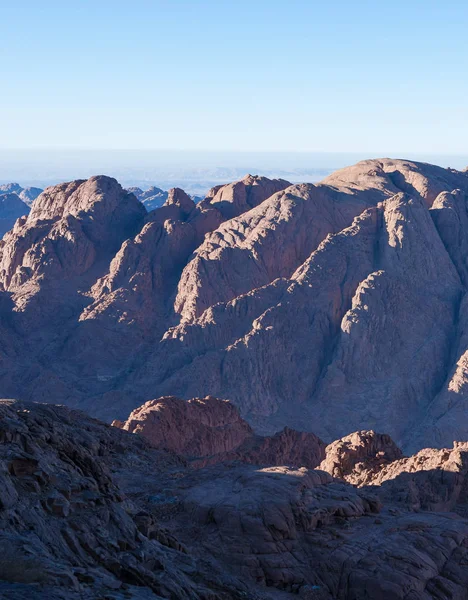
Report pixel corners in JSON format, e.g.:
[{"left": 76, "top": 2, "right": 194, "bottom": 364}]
[{"left": 0, "top": 183, "right": 42, "bottom": 237}]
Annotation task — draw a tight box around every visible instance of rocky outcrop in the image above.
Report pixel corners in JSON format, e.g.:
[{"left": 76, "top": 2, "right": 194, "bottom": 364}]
[
  {"left": 368, "top": 442, "right": 468, "bottom": 513},
  {"left": 3, "top": 399, "right": 468, "bottom": 600},
  {"left": 114, "top": 395, "right": 253, "bottom": 459},
  {"left": 320, "top": 431, "right": 468, "bottom": 515},
  {"left": 0, "top": 399, "right": 244, "bottom": 599},
  {"left": 319, "top": 430, "right": 403, "bottom": 485},
  {"left": 205, "top": 173, "right": 291, "bottom": 219},
  {"left": 114, "top": 395, "right": 325, "bottom": 468}
]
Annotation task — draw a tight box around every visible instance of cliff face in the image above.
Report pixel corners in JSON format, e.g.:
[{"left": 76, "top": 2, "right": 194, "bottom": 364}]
[{"left": 2, "top": 160, "right": 468, "bottom": 451}]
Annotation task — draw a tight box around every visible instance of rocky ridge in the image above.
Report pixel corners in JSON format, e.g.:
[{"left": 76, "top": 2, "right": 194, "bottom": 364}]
[
  {"left": 127, "top": 186, "right": 169, "bottom": 211},
  {"left": 113, "top": 395, "right": 326, "bottom": 468},
  {"left": 0, "top": 183, "right": 43, "bottom": 208},
  {"left": 1, "top": 160, "right": 468, "bottom": 450}
]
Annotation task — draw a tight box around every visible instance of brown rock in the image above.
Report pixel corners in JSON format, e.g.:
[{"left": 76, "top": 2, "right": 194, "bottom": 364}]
[
  {"left": 206, "top": 173, "right": 291, "bottom": 219},
  {"left": 2, "top": 399, "right": 468, "bottom": 599},
  {"left": 1, "top": 160, "right": 468, "bottom": 452},
  {"left": 367, "top": 442, "right": 468, "bottom": 513},
  {"left": 114, "top": 395, "right": 326, "bottom": 469},
  {"left": 319, "top": 430, "right": 403, "bottom": 485},
  {"left": 115, "top": 395, "right": 253, "bottom": 459}
]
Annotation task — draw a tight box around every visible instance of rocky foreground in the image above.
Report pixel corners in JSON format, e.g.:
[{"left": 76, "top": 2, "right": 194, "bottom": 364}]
[
  {"left": 1, "top": 398, "right": 468, "bottom": 600},
  {"left": 1, "top": 159, "right": 468, "bottom": 450}
]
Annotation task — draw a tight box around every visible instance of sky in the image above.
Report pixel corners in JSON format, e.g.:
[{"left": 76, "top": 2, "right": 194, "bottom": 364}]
[{"left": 1, "top": 0, "right": 468, "bottom": 155}]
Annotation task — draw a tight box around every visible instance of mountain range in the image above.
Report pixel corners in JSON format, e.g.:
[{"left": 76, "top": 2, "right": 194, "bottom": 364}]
[
  {"left": 2, "top": 157, "right": 468, "bottom": 599},
  {"left": 0, "top": 184, "right": 43, "bottom": 237},
  {"left": 1, "top": 158, "right": 468, "bottom": 453}
]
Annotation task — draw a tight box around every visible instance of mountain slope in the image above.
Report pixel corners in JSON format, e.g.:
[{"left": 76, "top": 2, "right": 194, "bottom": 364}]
[{"left": 1, "top": 159, "right": 468, "bottom": 451}]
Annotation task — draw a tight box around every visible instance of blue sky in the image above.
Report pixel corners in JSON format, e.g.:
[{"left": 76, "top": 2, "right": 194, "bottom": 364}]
[{"left": 1, "top": 0, "right": 468, "bottom": 153}]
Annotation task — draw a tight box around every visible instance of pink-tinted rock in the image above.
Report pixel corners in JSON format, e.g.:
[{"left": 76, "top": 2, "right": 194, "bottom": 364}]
[
  {"left": 206, "top": 173, "right": 291, "bottom": 219},
  {"left": 2, "top": 399, "right": 468, "bottom": 599},
  {"left": 368, "top": 442, "right": 468, "bottom": 513},
  {"left": 1, "top": 160, "right": 468, "bottom": 452},
  {"left": 319, "top": 430, "right": 403, "bottom": 485},
  {"left": 114, "top": 395, "right": 253, "bottom": 458},
  {"left": 114, "top": 395, "right": 326, "bottom": 469}
]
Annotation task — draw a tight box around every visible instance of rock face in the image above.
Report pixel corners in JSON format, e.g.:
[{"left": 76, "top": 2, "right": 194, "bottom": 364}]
[
  {"left": 319, "top": 430, "right": 403, "bottom": 486},
  {"left": 2, "top": 160, "right": 468, "bottom": 450},
  {"left": 114, "top": 395, "right": 325, "bottom": 468},
  {"left": 114, "top": 395, "right": 252, "bottom": 459},
  {"left": 2, "top": 399, "right": 468, "bottom": 600},
  {"left": 0, "top": 399, "right": 248, "bottom": 599},
  {"left": 204, "top": 174, "right": 291, "bottom": 219},
  {"left": 320, "top": 431, "right": 468, "bottom": 515},
  {"left": 368, "top": 441, "right": 468, "bottom": 514}
]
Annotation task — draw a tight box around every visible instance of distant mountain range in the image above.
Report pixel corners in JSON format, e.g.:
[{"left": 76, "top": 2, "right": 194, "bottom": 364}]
[
  {"left": 0, "top": 183, "right": 43, "bottom": 237},
  {"left": 0, "top": 182, "right": 204, "bottom": 238}
]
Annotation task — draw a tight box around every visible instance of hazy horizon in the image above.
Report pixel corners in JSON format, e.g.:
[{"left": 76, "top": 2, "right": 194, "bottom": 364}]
[{"left": 1, "top": 148, "right": 467, "bottom": 196}]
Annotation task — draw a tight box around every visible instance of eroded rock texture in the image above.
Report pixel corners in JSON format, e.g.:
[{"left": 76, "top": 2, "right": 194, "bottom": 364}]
[
  {"left": 114, "top": 395, "right": 325, "bottom": 468},
  {"left": 319, "top": 430, "right": 403, "bottom": 486},
  {"left": 2, "top": 400, "right": 468, "bottom": 600},
  {"left": 1, "top": 160, "right": 468, "bottom": 450}
]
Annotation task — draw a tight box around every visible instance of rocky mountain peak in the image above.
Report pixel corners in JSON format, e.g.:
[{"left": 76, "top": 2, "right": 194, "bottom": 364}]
[
  {"left": 164, "top": 187, "right": 194, "bottom": 213},
  {"left": 0, "top": 193, "right": 29, "bottom": 218},
  {"left": 1, "top": 159, "right": 468, "bottom": 453},
  {"left": 0, "top": 182, "right": 22, "bottom": 195},
  {"left": 206, "top": 173, "right": 292, "bottom": 219}
]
